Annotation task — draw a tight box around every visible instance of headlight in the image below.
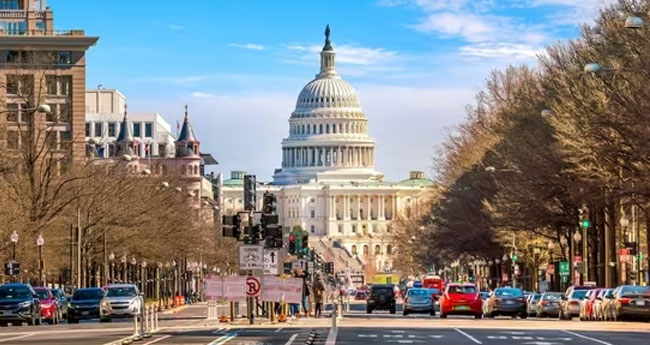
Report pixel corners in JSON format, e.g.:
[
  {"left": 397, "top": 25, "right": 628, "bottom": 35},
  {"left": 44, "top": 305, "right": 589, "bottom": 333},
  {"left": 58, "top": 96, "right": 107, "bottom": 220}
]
[
  {"left": 68, "top": 304, "right": 76, "bottom": 309},
  {"left": 18, "top": 301, "right": 30, "bottom": 308},
  {"left": 101, "top": 301, "right": 110, "bottom": 308}
]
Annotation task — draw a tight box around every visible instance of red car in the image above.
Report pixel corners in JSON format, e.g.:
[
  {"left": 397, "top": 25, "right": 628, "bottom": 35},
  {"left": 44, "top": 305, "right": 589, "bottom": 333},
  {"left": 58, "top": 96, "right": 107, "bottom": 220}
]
[
  {"left": 580, "top": 288, "right": 602, "bottom": 321},
  {"left": 439, "top": 283, "right": 482, "bottom": 319},
  {"left": 34, "top": 287, "right": 60, "bottom": 324},
  {"left": 355, "top": 291, "right": 369, "bottom": 300}
]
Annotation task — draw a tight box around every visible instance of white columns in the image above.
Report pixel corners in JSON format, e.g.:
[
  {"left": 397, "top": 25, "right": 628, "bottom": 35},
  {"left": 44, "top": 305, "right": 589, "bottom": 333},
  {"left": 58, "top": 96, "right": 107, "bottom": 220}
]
[
  {"left": 343, "top": 196, "right": 349, "bottom": 220},
  {"left": 379, "top": 195, "right": 385, "bottom": 220},
  {"left": 356, "top": 196, "right": 361, "bottom": 220},
  {"left": 366, "top": 196, "right": 371, "bottom": 220}
]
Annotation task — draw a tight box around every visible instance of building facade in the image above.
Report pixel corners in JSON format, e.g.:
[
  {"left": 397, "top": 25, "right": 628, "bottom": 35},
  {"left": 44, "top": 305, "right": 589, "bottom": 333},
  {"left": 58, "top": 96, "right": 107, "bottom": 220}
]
[
  {"left": 85, "top": 88, "right": 176, "bottom": 158},
  {"left": 220, "top": 28, "right": 432, "bottom": 276},
  {"left": 0, "top": 0, "right": 98, "bottom": 164}
]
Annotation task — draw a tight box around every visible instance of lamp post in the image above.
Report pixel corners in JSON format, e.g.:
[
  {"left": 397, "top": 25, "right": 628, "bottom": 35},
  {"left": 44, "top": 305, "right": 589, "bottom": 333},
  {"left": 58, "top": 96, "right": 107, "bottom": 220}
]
[
  {"left": 495, "top": 258, "right": 501, "bottom": 286},
  {"left": 157, "top": 262, "right": 162, "bottom": 310},
  {"left": 574, "top": 231, "right": 583, "bottom": 284},
  {"left": 172, "top": 259, "right": 178, "bottom": 298},
  {"left": 36, "top": 234, "right": 44, "bottom": 286},
  {"left": 10, "top": 231, "right": 19, "bottom": 261},
  {"left": 141, "top": 260, "right": 147, "bottom": 298},
  {"left": 120, "top": 255, "right": 127, "bottom": 283},
  {"left": 548, "top": 241, "right": 555, "bottom": 291},
  {"left": 130, "top": 256, "right": 137, "bottom": 283},
  {"left": 108, "top": 252, "right": 115, "bottom": 284}
]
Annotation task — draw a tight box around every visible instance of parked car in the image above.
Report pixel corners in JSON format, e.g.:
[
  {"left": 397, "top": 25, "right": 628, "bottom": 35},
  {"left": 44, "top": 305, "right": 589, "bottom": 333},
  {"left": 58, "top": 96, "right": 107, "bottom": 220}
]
[
  {"left": 67, "top": 288, "right": 111, "bottom": 323},
  {"left": 0, "top": 283, "right": 41, "bottom": 326},
  {"left": 559, "top": 286, "right": 595, "bottom": 320},
  {"left": 484, "top": 287, "right": 527, "bottom": 318},
  {"left": 440, "top": 283, "right": 482, "bottom": 319},
  {"left": 536, "top": 292, "right": 563, "bottom": 318},
  {"left": 592, "top": 289, "right": 612, "bottom": 321},
  {"left": 526, "top": 293, "right": 542, "bottom": 317},
  {"left": 104, "top": 284, "right": 143, "bottom": 319},
  {"left": 580, "top": 288, "right": 603, "bottom": 321},
  {"left": 366, "top": 284, "right": 396, "bottom": 314},
  {"left": 403, "top": 288, "right": 435, "bottom": 316},
  {"left": 34, "top": 287, "right": 60, "bottom": 324},
  {"left": 612, "top": 285, "right": 650, "bottom": 321},
  {"left": 51, "top": 288, "right": 69, "bottom": 319}
]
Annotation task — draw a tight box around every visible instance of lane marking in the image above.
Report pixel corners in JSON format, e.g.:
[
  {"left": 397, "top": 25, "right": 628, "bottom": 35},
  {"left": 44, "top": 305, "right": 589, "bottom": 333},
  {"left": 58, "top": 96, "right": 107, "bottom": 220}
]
[
  {"left": 143, "top": 335, "right": 171, "bottom": 345},
  {"left": 326, "top": 326, "right": 338, "bottom": 345},
  {"left": 275, "top": 328, "right": 283, "bottom": 333},
  {"left": 562, "top": 330, "right": 613, "bottom": 345},
  {"left": 284, "top": 333, "right": 298, "bottom": 345},
  {"left": 0, "top": 334, "right": 34, "bottom": 343},
  {"left": 454, "top": 328, "right": 482, "bottom": 344},
  {"left": 208, "top": 332, "right": 238, "bottom": 345}
]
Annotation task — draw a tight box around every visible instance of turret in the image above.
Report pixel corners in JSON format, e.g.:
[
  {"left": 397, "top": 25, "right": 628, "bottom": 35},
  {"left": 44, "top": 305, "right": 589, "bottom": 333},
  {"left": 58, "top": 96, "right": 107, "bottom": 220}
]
[
  {"left": 175, "top": 105, "right": 200, "bottom": 157},
  {"left": 115, "top": 105, "right": 137, "bottom": 158}
]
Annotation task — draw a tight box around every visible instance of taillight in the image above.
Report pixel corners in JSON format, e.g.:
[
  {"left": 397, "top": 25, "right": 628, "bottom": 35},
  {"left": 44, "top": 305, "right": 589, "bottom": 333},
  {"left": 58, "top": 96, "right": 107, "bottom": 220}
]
[
  {"left": 517, "top": 297, "right": 525, "bottom": 302},
  {"left": 541, "top": 300, "right": 549, "bottom": 306},
  {"left": 619, "top": 298, "right": 631, "bottom": 305},
  {"left": 404, "top": 297, "right": 409, "bottom": 304},
  {"left": 569, "top": 301, "right": 579, "bottom": 305}
]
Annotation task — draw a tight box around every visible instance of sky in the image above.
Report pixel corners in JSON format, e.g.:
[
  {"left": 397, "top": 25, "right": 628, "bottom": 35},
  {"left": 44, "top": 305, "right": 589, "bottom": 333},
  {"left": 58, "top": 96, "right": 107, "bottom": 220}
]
[{"left": 50, "top": 0, "right": 610, "bottom": 181}]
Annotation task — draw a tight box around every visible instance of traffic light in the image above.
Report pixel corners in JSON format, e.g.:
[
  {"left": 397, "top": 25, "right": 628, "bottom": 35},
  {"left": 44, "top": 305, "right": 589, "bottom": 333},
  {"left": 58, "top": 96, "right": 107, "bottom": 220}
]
[
  {"left": 289, "top": 235, "right": 296, "bottom": 254},
  {"left": 262, "top": 192, "right": 277, "bottom": 214},
  {"left": 324, "top": 262, "right": 334, "bottom": 274},
  {"left": 579, "top": 206, "right": 590, "bottom": 228},
  {"left": 301, "top": 234, "right": 309, "bottom": 254},
  {"left": 243, "top": 174, "right": 256, "bottom": 211},
  {"left": 222, "top": 214, "right": 241, "bottom": 239}
]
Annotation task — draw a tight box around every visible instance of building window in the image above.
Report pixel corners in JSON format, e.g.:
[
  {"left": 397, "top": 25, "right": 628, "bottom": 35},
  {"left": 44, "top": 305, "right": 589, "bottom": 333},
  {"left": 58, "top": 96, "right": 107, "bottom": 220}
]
[
  {"left": 59, "top": 104, "right": 71, "bottom": 123},
  {"left": 45, "top": 75, "right": 71, "bottom": 95},
  {"left": 338, "top": 225, "right": 343, "bottom": 233},
  {"left": 363, "top": 245, "right": 369, "bottom": 255},
  {"left": 351, "top": 245, "right": 357, "bottom": 255},
  {"left": 386, "top": 245, "right": 393, "bottom": 255},
  {"left": 6, "top": 130, "right": 18, "bottom": 149},
  {"left": 6, "top": 103, "right": 18, "bottom": 122},
  {"left": 158, "top": 144, "right": 166, "bottom": 157},
  {"left": 352, "top": 225, "right": 356, "bottom": 233},
  {"left": 374, "top": 245, "right": 381, "bottom": 255},
  {"left": 0, "top": 2, "right": 20, "bottom": 10},
  {"left": 94, "top": 123, "right": 102, "bottom": 137},
  {"left": 6, "top": 75, "right": 33, "bottom": 95},
  {"left": 59, "top": 131, "right": 71, "bottom": 151},
  {"left": 133, "top": 123, "right": 141, "bottom": 137},
  {"left": 145, "top": 122, "right": 153, "bottom": 137},
  {"left": 326, "top": 124, "right": 329, "bottom": 133},
  {"left": 108, "top": 122, "right": 116, "bottom": 137},
  {"left": 310, "top": 225, "right": 315, "bottom": 233},
  {"left": 85, "top": 123, "right": 90, "bottom": 137},
  {"left": 319, "top": 124, "right": 323, "bottom": 134},
  {"left": 46, "top": 131, "right": 57, "bottom": 150},
  {"left": 310, "top": 210, "right": 315, "bottom": 218},
  {"left": 58, "top": 51, "right": 72, "bottom": 64}
]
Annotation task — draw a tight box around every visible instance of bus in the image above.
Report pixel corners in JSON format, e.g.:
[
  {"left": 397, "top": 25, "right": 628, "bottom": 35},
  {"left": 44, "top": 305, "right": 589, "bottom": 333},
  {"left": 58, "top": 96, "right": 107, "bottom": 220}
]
[{"left": 422, "top": 275, "right": 444, "bottom": 298}]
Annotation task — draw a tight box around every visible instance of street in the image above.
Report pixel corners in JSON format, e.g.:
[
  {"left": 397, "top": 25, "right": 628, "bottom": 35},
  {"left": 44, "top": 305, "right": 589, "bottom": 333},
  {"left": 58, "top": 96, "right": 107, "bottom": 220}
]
[{"left": 0, "top": 303, "right": 647, "bottom": 345}]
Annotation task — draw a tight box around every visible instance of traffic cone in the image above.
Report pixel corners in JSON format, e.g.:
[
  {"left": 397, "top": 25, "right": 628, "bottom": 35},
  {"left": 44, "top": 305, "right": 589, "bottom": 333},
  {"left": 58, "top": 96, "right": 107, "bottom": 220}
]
[
  {"left": 278, "top": 314, "right": 287, "bottom": 322},
  {"left": 219, "top": 314, "right": 229, "bottom": 323}
]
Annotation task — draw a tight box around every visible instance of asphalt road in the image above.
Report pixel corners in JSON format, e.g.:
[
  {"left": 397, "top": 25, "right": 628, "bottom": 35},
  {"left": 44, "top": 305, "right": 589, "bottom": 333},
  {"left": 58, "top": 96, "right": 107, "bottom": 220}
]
[{"left": 0, "top": 302, "right": 647, "bottom": 345}]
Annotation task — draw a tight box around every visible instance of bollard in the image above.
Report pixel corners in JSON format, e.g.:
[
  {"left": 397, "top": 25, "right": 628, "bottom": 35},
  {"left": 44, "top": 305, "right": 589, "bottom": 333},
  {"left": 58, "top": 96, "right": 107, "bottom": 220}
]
[
  {"left": 143, "top": 306, "right": 149, "bottom": 333},
  {"left": 331, "top": 302, "right": 337, "bottom": 328},
  {"left": 154, "top": 308, "right": 159, "bottom": 331},
  {"left": 150, "top": 305, "right": 155, "bottom": 332},
  {"left": 132, "top": 310, "right": 142, "bottom": 341}
]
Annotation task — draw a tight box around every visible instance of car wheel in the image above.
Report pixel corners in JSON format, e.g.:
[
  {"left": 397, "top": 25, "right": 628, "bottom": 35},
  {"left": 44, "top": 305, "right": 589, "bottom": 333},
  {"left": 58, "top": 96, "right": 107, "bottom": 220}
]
[
  {"left": 366, "top": 308, "right": 372, "bottom": 314},
  {"left": 35, "top": 315, "right": 41, "bottom": 326},
  {"left": 27, "top": 313, "right": 35, "bottom": 326},
  {"left": 390, "top": 307, "right": 396, "bottom": 314},
  {"left": 12, "top": 321, "right": 22, "bottom": 326},
  {"left": 440, "top": 311, "right": 447, "bottom": 319},
  {"left": 68, "top": 317, "right": 78, "bottom": 324},
  {"left": 475, "top": 313, "right": 482, "bottom": 319},
  {"left": 430, "top": 309, "right": 436, "bottom": 316},
  {"left": 100, "top": 316, "right": 111, "bottom": 323},
  {"left": 403, "top": 309, "right": 409, "bottom": 316},
  {"left": 0, "top": 322, "right": 6, "bottom": 327},
  {"left": 519, "top": 313, "right": 527, "bottom": 319}
]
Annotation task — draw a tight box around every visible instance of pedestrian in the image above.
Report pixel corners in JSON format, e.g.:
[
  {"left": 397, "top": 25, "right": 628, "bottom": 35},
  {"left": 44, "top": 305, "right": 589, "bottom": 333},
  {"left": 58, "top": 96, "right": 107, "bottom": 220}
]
[
  {"left": 300, "top": 269, "right": 311, "bottom": 317},
  {"left": 290, "top": 269, "right": 303, "bottom": 318},
  {"left": 312, "top": 273, "right": 325, "bottom": 318}
]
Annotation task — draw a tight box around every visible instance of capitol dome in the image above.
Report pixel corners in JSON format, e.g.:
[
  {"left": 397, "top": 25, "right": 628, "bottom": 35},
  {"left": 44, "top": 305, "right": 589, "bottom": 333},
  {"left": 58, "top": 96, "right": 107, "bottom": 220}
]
[{"left": 273, "top": 26, "right": 383, "bottom": 186}]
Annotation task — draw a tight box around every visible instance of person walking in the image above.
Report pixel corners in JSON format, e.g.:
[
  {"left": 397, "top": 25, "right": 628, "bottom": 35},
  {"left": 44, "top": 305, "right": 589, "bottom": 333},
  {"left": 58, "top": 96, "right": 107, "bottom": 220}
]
[{"left": 312, "top": 273, "right": 325, "bottom": 318}]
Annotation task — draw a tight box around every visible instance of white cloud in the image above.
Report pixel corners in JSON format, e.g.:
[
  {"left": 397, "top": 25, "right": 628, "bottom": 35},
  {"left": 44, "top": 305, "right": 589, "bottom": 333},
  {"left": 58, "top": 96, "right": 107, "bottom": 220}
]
[
  {"left": 459, "top": 43, "right": 544, "bottom": 60},
  {"left": 377, "top": 0, "right": 409, "bottom": 6},
  {"left": 411, "top": 12, "right": 497, "bottom": 42},
  {"left": 286, "top": 44, "right": 397, "bottom": 65},
  {"left": 228, "top": 43, "right": 266, "bottom": 51}
]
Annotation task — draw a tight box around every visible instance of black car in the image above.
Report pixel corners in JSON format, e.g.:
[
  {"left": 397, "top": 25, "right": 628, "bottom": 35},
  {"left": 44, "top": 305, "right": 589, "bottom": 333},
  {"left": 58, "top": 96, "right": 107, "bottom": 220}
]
[
  {"left": 484, "top": 287, "right": 527, "bottom": 318},
  {"left": 367, "top": 284, "right": 396, "bottom": 314},
  {"left": 0, "top": 283, "right": 42, "bottom": 326},
  {"left": 68, "top": 288, "right": 112, "bottom": 323}
]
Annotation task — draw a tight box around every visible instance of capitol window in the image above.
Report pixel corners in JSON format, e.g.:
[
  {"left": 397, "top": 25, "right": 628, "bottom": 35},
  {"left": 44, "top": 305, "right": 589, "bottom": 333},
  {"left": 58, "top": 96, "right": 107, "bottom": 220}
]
[
  {"left": 338, "top": 225, "right": 342, "bottom": 233},
  {"left": 319, "top": 124, "right": 323, "bottom": 134},
  {"left": 310, "top": 225, "right": 315, "bottom": 233},
  {"left": 351, "top": 245, "right": 357, "bottom": 255},
  {"left": 310, "top": 210, "right": 315, "bottom": 218},
  {"left": 326, "top": 124, "right": 329, "bottom": 133}
]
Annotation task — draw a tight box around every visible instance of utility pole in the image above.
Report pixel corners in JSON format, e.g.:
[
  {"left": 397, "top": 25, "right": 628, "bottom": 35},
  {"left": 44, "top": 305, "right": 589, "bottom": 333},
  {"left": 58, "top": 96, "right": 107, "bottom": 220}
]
[
  {"left": 76, "top": 207, "right": 82, "bottom": 288},
  {"left": 243, "top": 174, "right": 256, "bottom": 325}
]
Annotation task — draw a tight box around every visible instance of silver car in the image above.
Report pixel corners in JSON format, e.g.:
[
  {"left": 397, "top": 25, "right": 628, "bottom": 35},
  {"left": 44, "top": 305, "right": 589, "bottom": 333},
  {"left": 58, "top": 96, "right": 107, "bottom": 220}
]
[
  {"left": 402, "top": 288, "right": 435, "bottom": 316},
  {"left": 104, "top": 284, "right": 143, "bottom": 319},
  {"left": 536, "top": 292, "right": 563, "bottom": 318},
  {"left": 526, "top": 293, "right": 541, "bottom": 316}
]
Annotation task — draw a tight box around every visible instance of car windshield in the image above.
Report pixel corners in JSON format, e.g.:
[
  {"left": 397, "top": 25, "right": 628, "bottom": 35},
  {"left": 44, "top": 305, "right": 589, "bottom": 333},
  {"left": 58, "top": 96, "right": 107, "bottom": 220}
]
[
  {"left": 52, "top": 290, "right": 64, "bottom": 298},
  {"left": 372, "top": 288, "right": 393, "bottom": 296},
  {"left": 448, "top": 286, "right": 477, "bottom": 294},
  {"left": 407, "top": 289, "right": 430, "bottom": 296},
  {"left": 73, "top": 289, "right": 104, "bottom": 300},
  {"left": 572, "top": 290, "right": 588, "bottom": 299},
  {"left": 0, "top": 286, "right": 31, "bottom": 299},
  {"left": 107, "top": 287, "right": 137, "bottom": 298},
  {"left": 542, "top": 293, "right": 563, "bottom": 300},
  {"left": 35, "top": 289, "right": 50, "bottom": 300},
  {"left": 605, "top": 290, "right": 614, "bottom": 298},
  {"left": 620, "top": 286, "right": 650, "bottom": 297},
  {"left": 495, "top": 289, "right": 522, "bottom": 297},
  {"left": 531, "top": 294, "right": 541, "bottom": 301},
  {"left": 429, "top": 288, "right": 441, "bottom": 295}
]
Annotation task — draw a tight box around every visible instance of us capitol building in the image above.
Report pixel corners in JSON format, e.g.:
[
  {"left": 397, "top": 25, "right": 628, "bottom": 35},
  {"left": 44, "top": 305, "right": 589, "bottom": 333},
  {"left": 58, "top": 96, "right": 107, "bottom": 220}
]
[{"left": 220, "top": 27, "right": 432, "bottom": 280}]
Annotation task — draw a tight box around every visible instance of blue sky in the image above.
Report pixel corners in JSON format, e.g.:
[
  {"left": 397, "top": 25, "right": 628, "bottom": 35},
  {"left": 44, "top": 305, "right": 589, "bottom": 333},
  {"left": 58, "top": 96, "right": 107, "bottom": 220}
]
[{"left": 51, "top": 0, "right": 608, "bottom": 181}]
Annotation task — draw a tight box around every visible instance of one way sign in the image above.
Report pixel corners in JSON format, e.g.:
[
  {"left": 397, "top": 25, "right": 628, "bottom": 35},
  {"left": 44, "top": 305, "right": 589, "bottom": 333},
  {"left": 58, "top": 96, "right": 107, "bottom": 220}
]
[{"left": 263, "top": 249, "right": 279, "bottom": 275}]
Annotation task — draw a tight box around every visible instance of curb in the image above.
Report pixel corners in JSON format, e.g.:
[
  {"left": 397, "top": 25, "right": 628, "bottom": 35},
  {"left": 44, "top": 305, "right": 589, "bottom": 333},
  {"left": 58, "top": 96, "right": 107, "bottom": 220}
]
[{"left": 160, "top": 305, "right": 189, "bottom": 315}]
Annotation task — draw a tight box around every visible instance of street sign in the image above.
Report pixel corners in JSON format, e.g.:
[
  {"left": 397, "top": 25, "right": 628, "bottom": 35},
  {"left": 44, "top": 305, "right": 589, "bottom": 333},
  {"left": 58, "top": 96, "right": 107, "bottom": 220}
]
[
  {"left": 573, "top": 256, "right": 582, "bottom": 263},
  {"left": 502, "top": 273, "right": 509, "bottom": 282},
  {"left": 204, "top": 276, "right": 224, "bottom": 300},
  {"left": 619, "top": 248, "right": 631, "bottom": 263},
  {"left": 223, "top": 276, "right": 246, "bottom": 301},
  {"left": 559, "top": 262, "right": 569, "bottom": 276},
  {"left": 292, "top": 259, "right": 306, "bottom": 271},
  {"left": 245, "top": 276, "right": 261, "bottom": 297},
  {"left": 239, "top": 245, "right": 264, "bottom": 270},
  {"left": 547, "top": 264, "right": 555, "bottom": 275},
  {"left": 263, "top": 249, "right": 279, "bottom": 275},
  {"left": 261, "top": 275, "right": 282, "bottom": 302}
]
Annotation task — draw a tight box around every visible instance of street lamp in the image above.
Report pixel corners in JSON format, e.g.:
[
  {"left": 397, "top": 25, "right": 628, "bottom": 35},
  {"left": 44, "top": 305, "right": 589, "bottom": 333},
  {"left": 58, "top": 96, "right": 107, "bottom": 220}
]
[
  {"left": 625, "top": 16, "right": 644, "bottom": 29},
  {"left": 36, "top": 234, "right": 44, "bottom": 286},
  {"left": 573, "top": 231, "right": 582, "bottom": 243},
  {"left": 620, "top": 215, "right": 630, "bottom": 228},
  {"left": 108, "top": 252, "right": 115, "bottom": 284},
  {"left": 10, "top": 230, "right": 19, "bottom": 261},
  {"left": 547, "top": 240, "right": 555, "bottom": 250},
  {"left": 584, "top": 62, "right": 602, "bottom": 73},
  {"left": 120, "top": 255, "right": 127, "bottom": 283},
  {"left": 541, "top": 109, "right": 554, "bottom": 117},
  {"left": 560, "top": 236, "right": 568, "bottom": 246}
]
